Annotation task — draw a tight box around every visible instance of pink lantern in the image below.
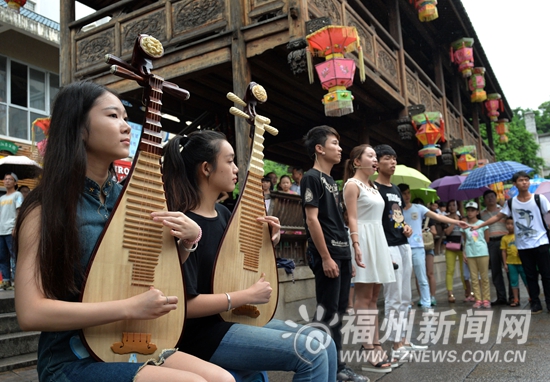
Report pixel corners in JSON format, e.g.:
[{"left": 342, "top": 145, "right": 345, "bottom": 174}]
[
  {"left": 468, "top": 67, "right": 486, "bottom": 102},
  {"left": 450, "top": 38, "right": 475, "bottom": 77},
  {"left": 484, "top": 93, "right": 504, "bottom": 122},
  {"left": 315, "top": 58, "right": 356, "bottom": 90}
]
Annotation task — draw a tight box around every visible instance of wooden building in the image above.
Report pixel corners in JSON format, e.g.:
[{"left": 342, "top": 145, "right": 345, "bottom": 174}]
[
  {"left": 60, "top": 0, "right": 510, "bottom": 180},
  {"left": 61, "top": 0, "right": 512, "bottom": 320}
]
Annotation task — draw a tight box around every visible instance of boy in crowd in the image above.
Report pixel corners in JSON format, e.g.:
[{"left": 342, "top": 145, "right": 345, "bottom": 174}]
[{"left": 473, "top": 171, "right": 550, "bottom": 314}]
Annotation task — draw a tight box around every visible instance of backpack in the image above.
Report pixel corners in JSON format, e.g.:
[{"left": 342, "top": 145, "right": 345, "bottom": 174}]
[{"left": 507, "top": 194, "right": 550, "bottom": 238}]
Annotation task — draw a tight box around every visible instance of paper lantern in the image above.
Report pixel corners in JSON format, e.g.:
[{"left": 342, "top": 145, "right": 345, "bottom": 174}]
[
  {"left": 5, "top": 0, "right": 26, "bottom": 12},
  {"left": 490, "top": 182, "right": 505, "bottom": 203},
  {"left": 410, "top": 0, "right": 439, "bottom": 22},
  {"left": 306, "top": 26, "right": 366, "bottom": 117},
  {"left": 468, "top": 67, "right": 487, "bottom": 102},
  {"left": 453, "top": 145, "right": 477, "bottom": 175},
  {"left": 484, "top": 93, "right": 504, "bottom": 122},
  {"left": 450, "top": 38, "right": 475, "bottom": 78},
  {"left": 412, "top": 112, "right": 445, "bottom": 165},
  {"left": 495, "top": 118, "right": 509, "bottom": 143}
]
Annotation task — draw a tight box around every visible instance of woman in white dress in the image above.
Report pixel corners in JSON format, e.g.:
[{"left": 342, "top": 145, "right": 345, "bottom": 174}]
[{"left": 343, "top": 144, "right": 396, "bottom": 373}]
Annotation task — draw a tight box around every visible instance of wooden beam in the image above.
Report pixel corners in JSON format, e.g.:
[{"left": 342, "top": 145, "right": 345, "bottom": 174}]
[
  {"left": 230, "top": 0, "right": 252, "bottom": 189},
  {"left": 60, "top": 1, "right": 75, "bottom": 86}
]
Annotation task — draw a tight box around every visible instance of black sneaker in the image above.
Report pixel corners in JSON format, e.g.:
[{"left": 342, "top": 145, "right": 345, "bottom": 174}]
[
  {"left": 531, "top": 304, "right": 543, "bottom": 315},
  {"left": 337, "top": 366, "right": 370, "bottom": 382}
]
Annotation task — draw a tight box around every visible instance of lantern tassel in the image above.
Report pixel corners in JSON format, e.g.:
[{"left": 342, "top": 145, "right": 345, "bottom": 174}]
[
  {"left": 358, "top": 42, "right": 366, "bottom": 83},
  {"left": 306, "top": 47, "right": 314, "bottom": 84},
  {"left": 440, "top": 118, "right": 446, "bottom": 143}
]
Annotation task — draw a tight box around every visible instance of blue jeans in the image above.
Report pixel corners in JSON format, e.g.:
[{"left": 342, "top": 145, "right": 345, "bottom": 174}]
[
  {"left": 210, "top": 319, "right": 337, "bottom": 382},
  {"left": 411, "top": 247, "right": 430, "bottom": 308},
  {"left": 0, "top": 235, "right": 13, "bottom": 282}
]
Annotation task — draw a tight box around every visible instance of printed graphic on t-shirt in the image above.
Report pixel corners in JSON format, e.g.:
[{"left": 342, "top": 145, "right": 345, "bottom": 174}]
[
  {"left": 514, "top": 208, "right": 538, "bottom": 239},
  {"left": 304, "top": 188, "right": 313, "bottom": 203},
  {"left": 389, "top": 203, "right": 405, "bottom": 229},
  {"left": 471, "top": 230, "right": 480, "bottom": 241}
]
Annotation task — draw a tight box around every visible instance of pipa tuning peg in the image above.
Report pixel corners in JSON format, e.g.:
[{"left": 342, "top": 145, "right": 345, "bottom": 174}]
[
  {"left": 227, "top": 92, "right": 247, "bottom": 107},
  {"left": 229, "top": 107, "right": 251, "bottom": 120}
]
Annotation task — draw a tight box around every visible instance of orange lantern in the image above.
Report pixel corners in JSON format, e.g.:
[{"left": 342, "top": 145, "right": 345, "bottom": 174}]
[
  {"left": 32, "top": 117, "right": 50, "bottom": 157},
  {"left": 306, "top": 26, "right": 366, "bottom": 117},
  {"left": 5, "top": 0, "right": 26, "bottom": 12},
  {"left": 412, "top": 112, "right": 445, "bottom": 165},
  {"left": 495, "top": 118, "right": 509, "bottom": 143},
  {"left": 484, "top": 93, "right": 504, "bottom": 122},
  {"left": 450, "top": 38, "right": 475, "bottom": 78},
  {"left": 453, "top": 145, "right": 477, "bottom": 175}
]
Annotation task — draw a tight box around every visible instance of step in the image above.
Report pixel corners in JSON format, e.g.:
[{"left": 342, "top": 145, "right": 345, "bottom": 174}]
[
  {"left": 0, "top": 353, "right": 37, "bottom": 373},
  {"left": 0, "top": 312, "right": 20, "bottom": 335},
  {"left": 0, "top": 291, "right": 14, "bottom": 314},
  {"left": 0, "top": 332, "right": 40, "bottom": 359}
]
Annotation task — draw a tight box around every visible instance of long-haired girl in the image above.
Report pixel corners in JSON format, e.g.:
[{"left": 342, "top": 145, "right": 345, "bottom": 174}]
[{"left": 14, "top": 82, "right": 234, "bottom": 382}]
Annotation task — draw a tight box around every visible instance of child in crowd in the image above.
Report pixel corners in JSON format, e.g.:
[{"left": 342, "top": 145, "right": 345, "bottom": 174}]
[
  {"left": 277, "top": 175, "right": 297, "bottom": 194},
  {"left": 461, "top": 201, "right": 491, "bottom": 308},
  {"left": 501, "top": 217, "right": 528, "bottom": 307}
]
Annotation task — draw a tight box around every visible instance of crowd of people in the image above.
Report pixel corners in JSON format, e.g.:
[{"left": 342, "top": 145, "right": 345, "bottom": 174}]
[{"left": 6, "top": 81, "right": 550, "bottom": 382}]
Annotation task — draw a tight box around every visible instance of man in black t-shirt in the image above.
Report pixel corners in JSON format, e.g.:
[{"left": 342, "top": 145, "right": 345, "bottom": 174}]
[
  {"left": 301, "top": 126, "right": 367, "bottom": 382},
  {"left": 373, "top": 144, "right": 428, "bottom": 361}
]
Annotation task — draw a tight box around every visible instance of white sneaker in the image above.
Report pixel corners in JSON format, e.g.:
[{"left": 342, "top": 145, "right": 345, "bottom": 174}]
[
  {"left": 402, "top": 342, "right": 428, "bottom": 351},
  {"left": 420, "top": 307, "right": 435, "bottom": 316},
  {"left": 391, "top": 347, "right": 410, "bottom": 362}
]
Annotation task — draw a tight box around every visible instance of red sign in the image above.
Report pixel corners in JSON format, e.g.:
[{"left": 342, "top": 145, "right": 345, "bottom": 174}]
[{"left": 114, "top": 160, "right": 132, "bottom": 182}]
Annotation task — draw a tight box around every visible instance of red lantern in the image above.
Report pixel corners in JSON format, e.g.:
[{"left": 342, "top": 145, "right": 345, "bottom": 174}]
[
  {"left": 5, "top": 0, "right": 26, "bottom": 12},
  {"left": 450, "top": 38, "right": 475, "bottom": 78},
  {"left": 306, "top": 26, "right": 366, "bottom": 117},
  {"left": 468, "top": 67, "right": 486, "bottom": 102},
  {"left": 484, "top": 93, "right": 504, "bottom": 122},
  {"left": 495, "top": 118, "right": 509, "bottom": 143},
  {"left": 412, "top": 112, "right": 445, "bottom": 165},
  {"left": 410, "top": 0, "right": 439, "bottom": 22}
]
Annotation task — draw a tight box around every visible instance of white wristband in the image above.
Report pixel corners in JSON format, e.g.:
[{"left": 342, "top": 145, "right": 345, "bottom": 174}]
[{"left": 181, "top": 241, "right": 198, "bottom": 252}]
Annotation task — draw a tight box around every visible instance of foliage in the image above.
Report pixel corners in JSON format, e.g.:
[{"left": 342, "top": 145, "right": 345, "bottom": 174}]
[
  {"left": 481, "top": 110, "right": 544, "bottom": 173},
  {"left": 263, "top": 159, "right": 292, "bottom": 179}
]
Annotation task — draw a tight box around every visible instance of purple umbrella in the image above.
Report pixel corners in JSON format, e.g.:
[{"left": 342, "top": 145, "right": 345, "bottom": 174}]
[
  {"left": 430, "top": 175, "right": 489, "bottom": 202},
  {"left": 535, "top": 182, "right": 550, "bottom": 201}
]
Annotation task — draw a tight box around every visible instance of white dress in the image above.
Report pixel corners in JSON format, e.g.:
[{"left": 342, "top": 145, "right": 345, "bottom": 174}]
[{"left": 344, "top": 178, "right": 396, "bottom": 284}]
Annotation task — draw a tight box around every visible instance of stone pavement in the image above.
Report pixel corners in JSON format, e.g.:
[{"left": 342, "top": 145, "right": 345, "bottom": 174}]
[{"left": 1, "top": 280, "right": 547, "bottom": 382}]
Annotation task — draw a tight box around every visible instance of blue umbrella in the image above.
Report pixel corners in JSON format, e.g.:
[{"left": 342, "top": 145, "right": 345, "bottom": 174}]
[{"left": 458, "top": 161, "right": 534, "bottom": 190}]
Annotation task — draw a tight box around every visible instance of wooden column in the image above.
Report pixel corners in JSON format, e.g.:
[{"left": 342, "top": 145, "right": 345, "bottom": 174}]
[
  {"left": 389, "top": 0, "right": 408, "bottom": 117},
  {"left": 60, "top": 1, "right": 75, "bottom": 86},
  {"left": 288, "top": 0, "right": 307, "bottom": 41},
  {"left": 452, "top": 75, "right": 465, "bottom": 140},
  {"left": 230, "top": 0, "right": 252, "bottom": 188}
]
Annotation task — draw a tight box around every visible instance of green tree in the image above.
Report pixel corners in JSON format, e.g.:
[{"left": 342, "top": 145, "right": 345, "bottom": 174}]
[{"left": 481, "top": 111, "right": 544, "bottom": 172}]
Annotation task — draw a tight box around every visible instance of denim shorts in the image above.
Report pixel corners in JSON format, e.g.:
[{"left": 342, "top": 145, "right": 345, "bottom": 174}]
[{"left": 44, "top": 349, "right": 176, "bottom": 382}]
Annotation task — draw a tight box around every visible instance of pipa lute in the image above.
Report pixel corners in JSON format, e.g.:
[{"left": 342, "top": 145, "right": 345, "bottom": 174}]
[
  {"left": 212, "top": 83, "right": 279, "bottom": 326},
  {"left": 80, "top": 35, "right": 189, "bottom": 363}
]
